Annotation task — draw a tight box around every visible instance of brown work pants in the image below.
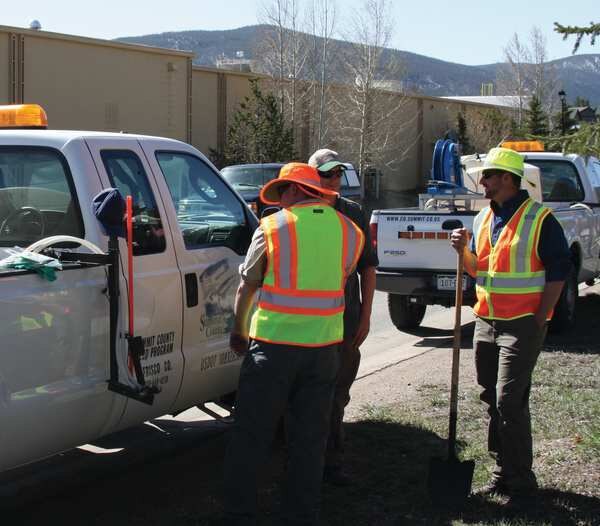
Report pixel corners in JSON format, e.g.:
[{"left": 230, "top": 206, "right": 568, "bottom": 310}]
[
  {"left": 325, "top": 337, "right": 361, "bottom": 468},
  {"left": 474, "top": 315, "right": 547, "bottom": 493}
]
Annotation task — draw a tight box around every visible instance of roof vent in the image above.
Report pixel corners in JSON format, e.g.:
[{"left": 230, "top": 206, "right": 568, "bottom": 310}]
[{"left": 29, "top": 20, "right": 42, "bottom": 30}]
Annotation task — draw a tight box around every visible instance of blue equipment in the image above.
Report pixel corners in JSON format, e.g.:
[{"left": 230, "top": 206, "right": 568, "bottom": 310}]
[{"left": 429, "top": 139, "right": 465, "bottom": 193}]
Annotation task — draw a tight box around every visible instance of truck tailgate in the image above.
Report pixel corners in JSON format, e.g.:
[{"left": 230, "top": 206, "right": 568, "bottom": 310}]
[{"left": 373, "top": 209, "right": 476, "bottom": 271}]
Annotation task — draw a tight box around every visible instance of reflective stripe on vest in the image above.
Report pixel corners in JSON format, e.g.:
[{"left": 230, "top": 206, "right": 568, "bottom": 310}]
[
  {"left": 473, "top": 198, "right": 551, "bottom": 320},
  {"left": 250, "top": 202, "right": 364, "bottom": 346}
]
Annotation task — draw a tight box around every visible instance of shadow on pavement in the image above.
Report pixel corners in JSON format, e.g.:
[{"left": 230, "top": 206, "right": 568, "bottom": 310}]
[{"left": 412, "top": 321, "right": 475, "bottom": 350}]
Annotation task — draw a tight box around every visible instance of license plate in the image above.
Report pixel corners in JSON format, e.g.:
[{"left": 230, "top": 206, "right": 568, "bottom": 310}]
[{"left": 437, "top": 274, "right": 467, "bottom": 291}]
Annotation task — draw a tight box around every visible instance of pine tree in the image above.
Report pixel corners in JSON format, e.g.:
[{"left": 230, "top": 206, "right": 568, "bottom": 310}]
[
  {"left": 573, "top": 96, "right": 591, "bottom": 107},
  {"left": 525, "top": 95, "right": 548, "bottom": 136},
  {"left": 210, "top": 79, "right": 296, "bottom": 168},
  {"left": 554, "top": 22, "right": 600, "bottom": 53},
  {"left": 550, "top": 20, "right": 600, "bottom": 155},
  {"left": 456, "top": 113, "right": 473, "bottom": 154}
]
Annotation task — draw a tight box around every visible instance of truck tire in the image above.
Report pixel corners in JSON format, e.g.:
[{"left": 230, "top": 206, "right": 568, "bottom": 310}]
[
  {"left": 550, "top": 266, "right": 578, "bottom": 333},
  {"left": 388, "top": 294, "right": 426, "bottom": 331}
]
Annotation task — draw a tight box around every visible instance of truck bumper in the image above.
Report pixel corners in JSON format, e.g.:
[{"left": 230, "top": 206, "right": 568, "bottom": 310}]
[{"left": 376, "top": 269, "right": 476, "bottom": 307}]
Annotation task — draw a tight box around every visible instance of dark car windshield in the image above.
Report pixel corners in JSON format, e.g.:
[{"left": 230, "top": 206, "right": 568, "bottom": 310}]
[{"left": 221, "top": 165, "right": 281, "bottom": 189}]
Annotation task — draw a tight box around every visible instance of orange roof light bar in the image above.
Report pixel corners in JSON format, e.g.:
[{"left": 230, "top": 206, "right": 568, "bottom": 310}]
[
  {"left": 500, "top": 140, "right": 544, "bottom": 152},
  {"left": 0, "top": 104, "right": 48, "bottom": 129}
]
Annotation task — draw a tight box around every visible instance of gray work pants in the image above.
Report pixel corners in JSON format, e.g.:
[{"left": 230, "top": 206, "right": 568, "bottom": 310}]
[
  {"left": 474, "top": 315, "right": 547, "bottom": 492},
  {"left": 223, "top": 339, "right": 340, "bottom": 526}
]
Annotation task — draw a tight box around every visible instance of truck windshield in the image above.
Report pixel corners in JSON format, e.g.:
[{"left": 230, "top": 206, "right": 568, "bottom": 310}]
[{"left": 0, "top": 147, "right": 83, "bottom": 247}]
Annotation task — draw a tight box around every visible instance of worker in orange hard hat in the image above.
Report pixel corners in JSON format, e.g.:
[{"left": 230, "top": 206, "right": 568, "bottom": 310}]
[{"left": 224, "top": 162, "right": 364, "bottom": 525}]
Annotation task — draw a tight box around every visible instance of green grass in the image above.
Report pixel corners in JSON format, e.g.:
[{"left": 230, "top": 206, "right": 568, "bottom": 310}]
[{"left": 321, "top": 348, "right": 600, "bottom": 526}]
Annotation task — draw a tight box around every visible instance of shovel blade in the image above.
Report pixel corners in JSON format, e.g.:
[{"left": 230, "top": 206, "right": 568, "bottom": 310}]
[{"left": 427, "top": 456, "right": 475, "bottom": 508}]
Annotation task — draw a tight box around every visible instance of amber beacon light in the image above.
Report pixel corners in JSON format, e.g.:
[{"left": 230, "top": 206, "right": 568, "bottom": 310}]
[{"left": 0, "top": 104, "right": 48, "bottom": 129}]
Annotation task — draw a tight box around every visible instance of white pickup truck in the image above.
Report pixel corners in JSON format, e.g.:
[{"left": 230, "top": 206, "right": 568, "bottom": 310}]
[
  {"left": 371, "top": 147, "right": 600, "bottom": 333},
  {"left": 0, "top": 105, "right": 257, "bottom": 474}
]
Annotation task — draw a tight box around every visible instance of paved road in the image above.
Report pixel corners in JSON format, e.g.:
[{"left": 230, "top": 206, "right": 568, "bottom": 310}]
[{"left": 359, "top": 291, "right": 474, "bottom": 378}]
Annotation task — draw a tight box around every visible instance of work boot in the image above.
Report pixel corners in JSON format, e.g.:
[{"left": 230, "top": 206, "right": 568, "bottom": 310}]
[
  {"left": 323, "top": 466, "right": 352, "bottom": 487},
  {"left": 476, "top": 479, "right": 510, "bottom": 497}
]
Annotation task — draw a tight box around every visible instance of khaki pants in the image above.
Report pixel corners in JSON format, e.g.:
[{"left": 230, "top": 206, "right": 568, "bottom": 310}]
[{"left": 474, "top": 315, "right": 547, "bottom": 492}]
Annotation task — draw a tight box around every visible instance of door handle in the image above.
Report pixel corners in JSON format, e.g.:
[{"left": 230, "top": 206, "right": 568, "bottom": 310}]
[{"left": 184, "top": 273, "right": 198, "bottom": 308}]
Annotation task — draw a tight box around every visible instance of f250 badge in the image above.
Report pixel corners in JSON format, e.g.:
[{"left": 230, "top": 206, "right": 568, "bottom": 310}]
[{"left": 384, "top": 250, "right": 406, "bottom": 256}]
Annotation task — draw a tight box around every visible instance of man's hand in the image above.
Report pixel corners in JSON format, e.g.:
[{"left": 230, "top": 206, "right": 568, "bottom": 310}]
[
  {"left": 450, "top": 228, "right": 468, "bottom": 253},
  {"left": 351, "top": 317, "right": 370, "bottom": 349},
  {"left": 230, "top": 332, "right": 249, "bottom": 356}
]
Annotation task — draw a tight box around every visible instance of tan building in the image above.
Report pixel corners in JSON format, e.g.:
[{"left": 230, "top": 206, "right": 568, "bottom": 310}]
[{"left": 0, "top": 24, "right": 510, "bottom": 207}]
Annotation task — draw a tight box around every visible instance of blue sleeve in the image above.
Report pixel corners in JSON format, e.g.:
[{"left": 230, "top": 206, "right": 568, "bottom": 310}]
[{"left": 538, "top": 214, "right": 571, "bottom": 282}]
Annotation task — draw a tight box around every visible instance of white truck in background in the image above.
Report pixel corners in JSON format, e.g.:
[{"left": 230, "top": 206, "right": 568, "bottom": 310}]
[
  {"left": 0, "top": 104, "right": 257, "bottom": 474},
  {"left": 370, "top": 143, "right": 600, "bottom": 333}
]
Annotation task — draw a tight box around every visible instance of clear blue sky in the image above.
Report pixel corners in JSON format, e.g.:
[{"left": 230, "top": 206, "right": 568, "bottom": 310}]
[{"left": 2, "top": 0, "right": 597, "bottom": 65}]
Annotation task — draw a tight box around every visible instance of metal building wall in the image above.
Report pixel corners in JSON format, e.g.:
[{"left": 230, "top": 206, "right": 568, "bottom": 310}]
[
  {"left": 191, "top": 68, "right": 220, "bottom": 156},
  {"left": 0, "top": 26, "right": 192, "bottom": 141},
  {"left": 0, "top": 24, "right": 508, "bottom": 202},
  {"left": 0, "top": 32, "right": 9, "bottom": 103}
]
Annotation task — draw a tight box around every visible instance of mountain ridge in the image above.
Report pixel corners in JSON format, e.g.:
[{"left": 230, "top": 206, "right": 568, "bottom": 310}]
[{"left": 117, "top": 24, "right": 600, "bottom": 105}]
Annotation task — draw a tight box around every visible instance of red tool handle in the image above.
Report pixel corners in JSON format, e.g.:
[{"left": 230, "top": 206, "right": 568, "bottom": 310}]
[{"left": 126, "top": 195, "right": 134, "bottom": 336}]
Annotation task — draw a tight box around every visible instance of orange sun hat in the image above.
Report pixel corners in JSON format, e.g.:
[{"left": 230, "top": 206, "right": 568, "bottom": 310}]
[{"left": 260, "top": 162, "right": 339, "bottom": 205}]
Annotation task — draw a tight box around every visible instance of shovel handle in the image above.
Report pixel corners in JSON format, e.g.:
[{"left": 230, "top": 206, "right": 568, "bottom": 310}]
[{"left": 447, "top": 250, "right": 464, "bottom": 460}]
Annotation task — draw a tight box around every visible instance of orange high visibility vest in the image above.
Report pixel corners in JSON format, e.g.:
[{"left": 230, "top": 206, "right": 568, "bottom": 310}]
[
  {"left": 472, "top": 198, "right": 552, "bottom": 320},
  {"left": 249, "top": 200, "right": 364, "bottom": 347}
]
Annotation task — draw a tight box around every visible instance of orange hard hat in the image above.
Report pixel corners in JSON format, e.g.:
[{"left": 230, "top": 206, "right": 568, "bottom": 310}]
[{"left": 260, "top": 162, "right": 338, "bottom": 205}]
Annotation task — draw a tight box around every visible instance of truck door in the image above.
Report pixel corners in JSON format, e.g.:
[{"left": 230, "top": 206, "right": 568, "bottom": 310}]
[
  {"left": 139, "top": 142, "right": 253, "bottom": 412},
  {"left": 0, "top": 145, "right": 123, "bottom": 471},
  {"left": 532, "top": 158, "right": 597, "bottom": 278},
  {"left": 84, "top": 139, "right": 184, "bottom": 427}
]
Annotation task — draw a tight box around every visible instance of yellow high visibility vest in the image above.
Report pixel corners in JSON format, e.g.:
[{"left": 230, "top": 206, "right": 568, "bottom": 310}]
[{"left": 250, "top": 200, "right": 364, "bottom": 346}]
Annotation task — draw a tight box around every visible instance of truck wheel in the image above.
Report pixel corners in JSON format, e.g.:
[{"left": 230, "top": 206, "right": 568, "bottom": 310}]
[
  {"left": 550, "top": 267, "right": 578, "bottom": 333},
  {"left": 388, "top": 294, "right": 426, "bottom": 331}
]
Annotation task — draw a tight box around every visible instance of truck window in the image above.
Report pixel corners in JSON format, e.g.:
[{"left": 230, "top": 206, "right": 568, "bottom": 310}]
[
  {"left": 101, "top": 150, "right": 166, "bottom": 255},
  {"left": 155, "top": 152, "right": 248, "bottom": 252},
  {"left": 527, "top": 160, "right": 584, "bottom": 203},
  {"left": 0, "top": 147, "right": 83, "bottom": 246}
]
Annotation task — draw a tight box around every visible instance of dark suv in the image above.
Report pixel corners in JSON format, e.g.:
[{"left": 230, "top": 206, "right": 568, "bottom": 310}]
[{"left": 221, "top": 162, "right": 362, "bottom": 216}]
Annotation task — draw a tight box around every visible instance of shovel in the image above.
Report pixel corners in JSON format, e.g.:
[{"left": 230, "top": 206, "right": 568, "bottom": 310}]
[
  {"left": 427, "top": 247, "right": 475, "bottom": 507},
  {"left": 125, "top": 195, "right": 147, "bottom": 384}
]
